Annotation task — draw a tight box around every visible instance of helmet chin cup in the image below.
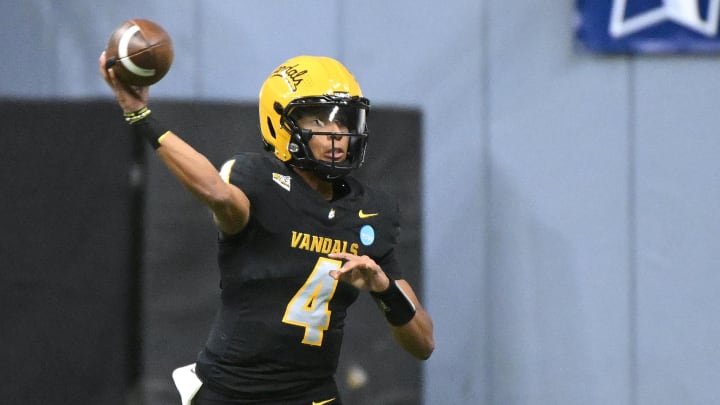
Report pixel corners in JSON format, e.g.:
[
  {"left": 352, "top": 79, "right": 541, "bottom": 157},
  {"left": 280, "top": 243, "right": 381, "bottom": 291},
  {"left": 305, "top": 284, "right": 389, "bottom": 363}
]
[{"left": 313, "top": 164, "right": 348, "bottom": 181}]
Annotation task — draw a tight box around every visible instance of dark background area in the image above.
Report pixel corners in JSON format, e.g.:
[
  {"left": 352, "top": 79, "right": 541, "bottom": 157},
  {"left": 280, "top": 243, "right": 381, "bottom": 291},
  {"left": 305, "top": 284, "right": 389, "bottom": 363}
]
[{"left": 0, "top": 100, "right": 422, "bottom": 405}]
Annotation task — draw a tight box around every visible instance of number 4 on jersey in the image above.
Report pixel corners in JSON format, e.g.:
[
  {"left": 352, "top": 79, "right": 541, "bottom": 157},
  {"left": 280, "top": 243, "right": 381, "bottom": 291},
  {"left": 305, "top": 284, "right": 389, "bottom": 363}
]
[{"left": 282, "top": 257, "right": 341, "bottom": 346}]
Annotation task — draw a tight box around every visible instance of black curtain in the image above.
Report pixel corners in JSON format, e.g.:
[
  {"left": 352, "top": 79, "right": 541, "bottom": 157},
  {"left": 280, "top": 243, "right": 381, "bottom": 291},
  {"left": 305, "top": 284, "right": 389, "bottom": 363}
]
[{"left": 0, "top": 100, "right": 137, "bottom": 405}]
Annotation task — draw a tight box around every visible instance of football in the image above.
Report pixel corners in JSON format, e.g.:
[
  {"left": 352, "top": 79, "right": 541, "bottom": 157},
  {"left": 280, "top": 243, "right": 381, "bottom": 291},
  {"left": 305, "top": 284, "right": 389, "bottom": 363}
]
[{"left": 105, "top": 19, "right": 174, "bottom": 86}]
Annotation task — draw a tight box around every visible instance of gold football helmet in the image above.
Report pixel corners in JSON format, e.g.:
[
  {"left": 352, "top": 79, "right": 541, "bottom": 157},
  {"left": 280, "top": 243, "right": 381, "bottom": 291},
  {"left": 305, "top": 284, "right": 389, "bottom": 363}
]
[{"left": 259, "top": 55, "right": 370, "bottom": 179}]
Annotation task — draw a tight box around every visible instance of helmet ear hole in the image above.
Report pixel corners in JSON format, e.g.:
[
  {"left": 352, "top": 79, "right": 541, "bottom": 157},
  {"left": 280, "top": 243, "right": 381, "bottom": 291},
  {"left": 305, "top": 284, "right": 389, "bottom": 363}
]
[
  {"left": 266, "top": 116, "right": 277, "bottom": 138},
  {"left": 263, "top": 116, "right": 276, "bottom": 151}
]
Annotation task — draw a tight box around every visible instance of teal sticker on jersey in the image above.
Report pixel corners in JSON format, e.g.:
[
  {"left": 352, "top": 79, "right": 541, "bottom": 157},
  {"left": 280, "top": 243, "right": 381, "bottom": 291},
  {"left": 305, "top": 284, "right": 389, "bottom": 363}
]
[{"left": 360, "top": 225, "right": 375, "bottom": 246}]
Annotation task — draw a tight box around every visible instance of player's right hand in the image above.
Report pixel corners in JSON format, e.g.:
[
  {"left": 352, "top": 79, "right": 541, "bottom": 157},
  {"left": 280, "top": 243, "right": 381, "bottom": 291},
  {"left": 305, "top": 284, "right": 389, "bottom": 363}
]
[{"left": 99, "top": 51, "right": 149, "bottom": 113}]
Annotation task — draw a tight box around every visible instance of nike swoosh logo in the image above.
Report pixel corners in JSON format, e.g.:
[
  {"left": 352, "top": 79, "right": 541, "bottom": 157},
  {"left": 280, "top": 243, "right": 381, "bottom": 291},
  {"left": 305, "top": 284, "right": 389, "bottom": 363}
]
[
  {"left": 358, "top": 210, "right": 379, "bottom": 219},
  {"left": 312, "top": 398, "right": 336, "bottom": 405}
]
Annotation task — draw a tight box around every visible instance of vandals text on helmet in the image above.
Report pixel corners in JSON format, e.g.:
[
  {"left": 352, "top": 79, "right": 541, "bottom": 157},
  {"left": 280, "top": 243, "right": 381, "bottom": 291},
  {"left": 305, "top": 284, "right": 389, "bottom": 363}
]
[{"left": 272, "top": 63, "right": 307, "bottom": 92}]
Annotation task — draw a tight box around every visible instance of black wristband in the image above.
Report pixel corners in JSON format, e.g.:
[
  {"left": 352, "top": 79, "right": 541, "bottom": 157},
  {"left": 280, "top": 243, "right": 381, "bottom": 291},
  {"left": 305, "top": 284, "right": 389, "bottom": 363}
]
[
  {"left": 131, "top": 115, "right": 166, "bottom": 149},
  {"left": 370, "top": 279, "right": 416, "bottom": 326}
]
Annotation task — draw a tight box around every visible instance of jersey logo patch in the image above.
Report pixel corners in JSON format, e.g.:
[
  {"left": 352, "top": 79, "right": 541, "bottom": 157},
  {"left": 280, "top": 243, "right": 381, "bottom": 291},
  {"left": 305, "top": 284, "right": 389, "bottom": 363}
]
[
  {"left": 358, "top": 210, "right": 378, "bottom": 219},
  {"left": 360, "top": 225, "right": 375, "bottom": 246},
  {"left": 272, "top": 172, "right": 292, "bottom": 191}
]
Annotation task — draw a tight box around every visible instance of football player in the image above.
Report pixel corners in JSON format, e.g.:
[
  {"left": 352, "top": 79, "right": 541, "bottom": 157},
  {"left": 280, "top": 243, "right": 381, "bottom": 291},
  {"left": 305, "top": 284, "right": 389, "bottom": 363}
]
[{"left": 100, "top": 53, "right": 434, "bottom": 405}]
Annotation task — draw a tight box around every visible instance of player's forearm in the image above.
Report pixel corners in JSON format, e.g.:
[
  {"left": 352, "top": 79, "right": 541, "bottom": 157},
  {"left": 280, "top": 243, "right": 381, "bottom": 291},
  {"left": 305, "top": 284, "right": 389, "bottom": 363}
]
[
  {"left": 155, "top": 132, "right": 234, "bottom": 206},
  {"left": 376, "top": 279, "right": 434, "bottom": 359},
  {"left": 392, "top": 309, "right": 435, "bottom": 360}
]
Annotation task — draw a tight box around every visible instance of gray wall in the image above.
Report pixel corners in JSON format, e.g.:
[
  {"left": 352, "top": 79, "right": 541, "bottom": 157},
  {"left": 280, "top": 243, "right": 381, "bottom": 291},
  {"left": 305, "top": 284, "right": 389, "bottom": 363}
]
[{"left": 3, "top": 1, "right": 719, "bottom": 404}]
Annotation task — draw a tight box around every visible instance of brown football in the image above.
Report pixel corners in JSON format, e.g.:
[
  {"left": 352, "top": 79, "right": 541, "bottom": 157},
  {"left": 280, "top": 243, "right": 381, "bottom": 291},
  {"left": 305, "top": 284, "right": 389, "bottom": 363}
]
[{"left": 105, "top": 19, "right": 174, "bottom": 86}]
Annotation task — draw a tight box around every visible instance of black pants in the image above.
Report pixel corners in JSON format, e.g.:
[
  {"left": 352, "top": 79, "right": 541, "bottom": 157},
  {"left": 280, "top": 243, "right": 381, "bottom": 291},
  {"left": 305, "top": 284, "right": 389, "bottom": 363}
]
[{"left": 192, "top": 382, "right": 342, "bottom": 405}]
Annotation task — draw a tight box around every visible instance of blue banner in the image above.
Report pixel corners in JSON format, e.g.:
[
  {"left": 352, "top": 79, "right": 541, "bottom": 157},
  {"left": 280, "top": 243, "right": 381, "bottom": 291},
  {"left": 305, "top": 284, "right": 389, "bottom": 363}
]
[{"left": 577, "top": 0, "right": 720, "bottom": 53}]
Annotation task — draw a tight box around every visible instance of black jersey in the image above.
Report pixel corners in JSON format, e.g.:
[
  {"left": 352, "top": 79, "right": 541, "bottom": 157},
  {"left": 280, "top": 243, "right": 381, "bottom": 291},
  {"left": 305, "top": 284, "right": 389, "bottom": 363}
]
[{"left": 196, "top": 152, "right": 402, "bottom": 400}]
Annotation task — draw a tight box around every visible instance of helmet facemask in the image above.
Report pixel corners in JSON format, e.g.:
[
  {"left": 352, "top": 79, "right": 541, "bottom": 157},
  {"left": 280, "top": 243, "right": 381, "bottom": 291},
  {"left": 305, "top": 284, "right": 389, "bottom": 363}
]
[{"left": 279, "top": 95, "right": 370, "bottom": 180}]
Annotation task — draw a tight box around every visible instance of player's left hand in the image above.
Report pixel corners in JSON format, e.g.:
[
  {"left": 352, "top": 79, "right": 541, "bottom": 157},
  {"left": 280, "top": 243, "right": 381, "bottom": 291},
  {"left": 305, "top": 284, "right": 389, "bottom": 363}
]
[{"left": 328, "top": 252, "right": 391, "bottom": 292}]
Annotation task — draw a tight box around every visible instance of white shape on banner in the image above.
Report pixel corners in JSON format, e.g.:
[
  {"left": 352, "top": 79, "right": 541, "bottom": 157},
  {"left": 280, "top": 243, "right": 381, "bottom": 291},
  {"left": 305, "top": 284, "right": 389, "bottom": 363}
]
[{"left": 610, "top": 0, "right": 720, "bottom": 38}]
